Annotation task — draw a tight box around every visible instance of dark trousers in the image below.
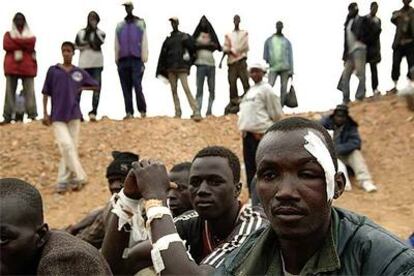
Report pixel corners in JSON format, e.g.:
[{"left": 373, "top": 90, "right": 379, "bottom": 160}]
[
  {"left": 228, "top": 58, "right": 250, "bottom": 100},
  {"left": 242, "top": 132, "right": 261, "bottom": 206},
  {"left": 83, "top": 67, "right": 102, "bottom": 115},
  {"left": 117, "top": 57, "right": 146, "bottom": 115},
  {"left": 391, "top": 43, "right": 414, "bottom": 81},
  {"left": 369, "top": 62, "right": 379, "bottom": 91}
]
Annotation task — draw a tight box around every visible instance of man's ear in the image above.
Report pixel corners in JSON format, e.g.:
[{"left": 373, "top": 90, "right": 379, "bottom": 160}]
[
  {"left": 36, "top": 223, "right": 49, "bottom": 249},
  {"left": 234, "top": 182, "right": 242, "bottom": 198},
  {"left": 334, "top": 172, "right": 346, "bottom": 199}
]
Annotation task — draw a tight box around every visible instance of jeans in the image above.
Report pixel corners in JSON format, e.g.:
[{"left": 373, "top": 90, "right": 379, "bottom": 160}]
[
  {"left": 268, "top": 70, "right": 290, "bottom": 107},
  {"left": 53, "top": 119, "right": 86, "bottom": 184},
  {"left": 242, "top": 132, "right": 261, "bottom": 206},
  {"left": 228, "top": 59, "right": 250, "bottom": 100},
  {"left": 391, "top": 42, "right": 414, "bottom": 81},
  {"left": 118, "top": 57, "right": 146, "bottom": 115},
  {"left": 83, "top": 67, "right": 102, "bottom": 115},
  {"left": 3, "top": 75, "right": 37, "bottom": 121},
  {"left": 196, "top": 65, "right": 215, "bottom": 115},
  {"left": 168, "top": 72, "right": 198, "bottom": 117},
  {"left": 369, "top": 62, "right": 379, "bottom": 91},
  {"left": 339, "top": 49, "right": 366, "bottom": 103}
]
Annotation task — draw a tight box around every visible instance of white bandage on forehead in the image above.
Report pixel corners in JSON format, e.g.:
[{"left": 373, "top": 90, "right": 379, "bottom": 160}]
[{"left": 304, "top": 131, "right": 336, "bottom": 201}]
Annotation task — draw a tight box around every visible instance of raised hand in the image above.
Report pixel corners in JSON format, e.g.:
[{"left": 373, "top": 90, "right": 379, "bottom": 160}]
[{"left": 131, "top": 160, "right": 170, "bottom": 200}]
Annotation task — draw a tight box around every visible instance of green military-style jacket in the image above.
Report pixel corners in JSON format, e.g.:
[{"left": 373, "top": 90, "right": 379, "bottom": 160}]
[{"left": 214, "top": 207, "right": 414, "bottom": 275}]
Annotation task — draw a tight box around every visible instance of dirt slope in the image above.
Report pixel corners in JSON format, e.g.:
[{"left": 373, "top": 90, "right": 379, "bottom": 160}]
[{"left": 1, "top": 94, "right": 413, "bottom": 238}]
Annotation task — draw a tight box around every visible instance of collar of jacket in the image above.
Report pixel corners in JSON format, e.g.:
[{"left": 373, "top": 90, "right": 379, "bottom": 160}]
[{"left": 222, "top": 208, "right": 342, "bottom": 275}]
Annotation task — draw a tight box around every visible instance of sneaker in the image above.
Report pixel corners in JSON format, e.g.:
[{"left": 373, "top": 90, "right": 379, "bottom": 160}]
[
  {"left": 55, "top": 182, "right": 69, "bottom": 194},
  {"left": 360, "top": 181, "right": 378, "bottom": 193},
  {"left": 387, "top": 87, "right": 398, "bottom": 95},
  {"left": 373, "top": 90, "right": 381, "bottom": 97},
  {"left": 140, "top": 112, "right": 146, "bottom": 118},
  {"left": 70, "top": 179, "right": 87, "bottom": 191},
  {"left": 89, "top": 113, "right": 97, "bottom": 122},
  {"left": 123, "top": 113, "right": 133, "bottom": 120},
  {"left": 191, "top": 113, "right": 202, "bottom": 122}
]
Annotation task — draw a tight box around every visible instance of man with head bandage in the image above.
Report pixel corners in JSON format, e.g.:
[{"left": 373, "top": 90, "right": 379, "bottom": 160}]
[{"left": 214, "top": 117, "right": 414, "bottom": 276}]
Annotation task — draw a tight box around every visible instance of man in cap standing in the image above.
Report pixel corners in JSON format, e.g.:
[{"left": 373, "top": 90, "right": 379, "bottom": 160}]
[
  {"left": 115, "top": 1, "right": 148, "bottom": 119},
  {"left": 238, "top": 62, "right": 283, "bottom": 205},
  {"left": 156, "top": 17, "right": 201, "bottom": 121},
  {"left": 321, "top": 104, "right": 378, "bottom": 192}
]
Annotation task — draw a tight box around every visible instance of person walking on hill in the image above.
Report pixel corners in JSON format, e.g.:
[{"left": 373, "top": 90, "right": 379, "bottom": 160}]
[
  {"left": 156, "top": 17, "right": 201, "bottom": 121},
  {"left": 42, "top": 42, "right": 99, "bottom": 194},
  {"left": 75, "top": 11, "right": 106, "bottom": 122},
  {"left": 388, "top": 0, "right": 414, "bottom": 94},
  {"left": 263, "top": 21, "right": 293, "bottom": 107},
  {"left": 2, "top": 12, "right": 37, "bottom": 124},
  {"left": 115, "top": 1, "right": 148, "bottom": 120}
]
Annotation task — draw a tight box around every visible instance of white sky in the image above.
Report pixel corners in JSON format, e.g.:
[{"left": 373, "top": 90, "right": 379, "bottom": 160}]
[{"left": 0, "top": 0, "right": 412, "bottom": 120}]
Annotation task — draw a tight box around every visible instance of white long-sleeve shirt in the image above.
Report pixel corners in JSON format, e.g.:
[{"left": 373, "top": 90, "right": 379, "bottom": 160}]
[{"left": 238, "top": 81, "right": 283, "bottom": 134}]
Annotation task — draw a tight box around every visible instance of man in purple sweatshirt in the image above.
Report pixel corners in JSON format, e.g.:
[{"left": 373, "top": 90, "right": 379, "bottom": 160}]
[{"left": 115, "top": 1, "right": 149, "bottom": 119}]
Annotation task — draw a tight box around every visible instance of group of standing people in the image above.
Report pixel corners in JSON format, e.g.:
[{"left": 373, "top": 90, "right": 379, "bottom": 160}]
[{"left": 338, "top": 0, "right": 414, "bottom": 103}]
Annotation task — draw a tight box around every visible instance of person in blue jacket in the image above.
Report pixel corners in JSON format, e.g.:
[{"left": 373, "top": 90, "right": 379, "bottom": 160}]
[{"left": 320, "top": 104, "right": 377, "bottom": 192}]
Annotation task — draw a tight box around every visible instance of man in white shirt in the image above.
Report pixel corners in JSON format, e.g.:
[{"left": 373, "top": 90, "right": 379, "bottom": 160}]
[{"left": 238, "top": 62, "right": 283, "bottom": 205}]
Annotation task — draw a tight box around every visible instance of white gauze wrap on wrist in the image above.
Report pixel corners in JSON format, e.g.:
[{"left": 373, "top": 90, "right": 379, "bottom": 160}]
[
  {"left": 146, "top": 206, "right": 173, "bottom": 242},
  {"left": 304, "top": 131, "right": 336, "bottom": 201},
  {"left": 110, "top": 189, "right": 148, "bottom": 241},
  {"left": 151, "top": 233, "right": 185, "bottom": 274}
]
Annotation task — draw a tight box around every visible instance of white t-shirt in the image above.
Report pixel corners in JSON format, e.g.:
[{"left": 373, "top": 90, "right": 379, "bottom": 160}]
[
  {"left": 346, "top": 18, "right": 366, "bottom": 54},
  {"left": 76, "top": 29, "right": 105, "bottom": 69}
]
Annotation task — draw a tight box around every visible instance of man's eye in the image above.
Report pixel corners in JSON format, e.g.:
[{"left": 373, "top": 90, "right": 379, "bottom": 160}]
[
  {"left": 260, "top": 170, "right": 278, "bottom": 182},
  {"left": 299, "top": 171, "right": 319, "bottom": 179},
  {"left": 0, "top": 237, "right": 10, "bottom": 245},
  {"left": 189, "top": 180, "right": 201, "bottom": 188}
]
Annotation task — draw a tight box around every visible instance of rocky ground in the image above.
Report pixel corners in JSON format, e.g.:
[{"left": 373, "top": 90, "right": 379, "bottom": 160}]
[{"left": 1, "top": 94, "right": 413, "bottom": 239}]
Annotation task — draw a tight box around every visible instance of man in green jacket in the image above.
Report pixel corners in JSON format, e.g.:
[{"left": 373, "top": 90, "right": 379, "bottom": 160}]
[{"left": 215, "top": 117, "right": 414, "bottom": 275}]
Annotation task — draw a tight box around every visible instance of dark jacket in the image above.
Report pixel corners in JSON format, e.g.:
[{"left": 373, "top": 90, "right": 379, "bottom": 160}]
[
  {"left": 156, "top": 30, "right": 195, "bottom": 78},
  {"left": 342, "top": 15, "right": 369, "bottom": 61},
  {"left": 37, "top": 230, "right": 112, "bottom": 275},
  {"left": 215, "top": 207, "right": 414, "bottom": 276},
  {"left": 364, "top": 15, "right": 382, "bottom": 63},
  {"left": 391, "top": 6, "right": 414, "bottom": 49},
  {"left": 320, "top": 115, "right": 361, "bottom": 156}
]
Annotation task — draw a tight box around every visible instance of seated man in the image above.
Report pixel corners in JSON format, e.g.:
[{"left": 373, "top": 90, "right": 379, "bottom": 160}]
[
  {"left": 101, "top": 146, "right": 268, "bottom": 275},
  {"left": 321, "top": 104, "right": 378, "bottom": 192},
  {"left": 167, "top": 161, "right": 193, "bottom": 217},
  {"left": 214, "top": 117, "right": 414, "bottom": 275},
  {"left": 66, "top": 151, "right": 139, "bottom": 248},
  {"left": 0, "top": 178, "right": 112, "bottom": 275}
]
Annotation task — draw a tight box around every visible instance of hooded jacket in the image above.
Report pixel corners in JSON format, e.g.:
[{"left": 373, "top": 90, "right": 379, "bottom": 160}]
[{"left": 3, "top": 22, "right": 37, "bottom": 77}]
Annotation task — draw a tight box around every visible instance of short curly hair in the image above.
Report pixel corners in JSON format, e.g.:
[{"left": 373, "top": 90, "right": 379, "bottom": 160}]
[
  {"left": 0, "top": 178, "right": 44, "bottom": 225},
  {"left": 265, "top": 117, "right": 338, "bottom": 171},
  {"left": 192, "top": 146, "right": 241, "bottom": 184}
]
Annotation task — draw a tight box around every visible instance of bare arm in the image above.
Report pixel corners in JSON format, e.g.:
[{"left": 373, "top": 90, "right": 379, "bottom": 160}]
[
  {"left": 42, "top": 95, "right": 51, "bottom": 126},
  {"left": 101, "top": 213, "right": 152, "bottom": 275}
]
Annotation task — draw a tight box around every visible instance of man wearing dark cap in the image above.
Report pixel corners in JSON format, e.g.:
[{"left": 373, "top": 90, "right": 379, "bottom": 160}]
[
  {"left": 116, "top": 1, "right": 148, "bottom": 119},
  {"left": 156, "top": 17, "right": 202, "bottom": 121},
  {"left": 321, "top": 105, "right": 378, "bottom": 192},
  {"left": 66, "top": 151, "right": 139, "bottom": 248},
  {"left": 0, "top": 178, "right": 112, "bottom": 275}
]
